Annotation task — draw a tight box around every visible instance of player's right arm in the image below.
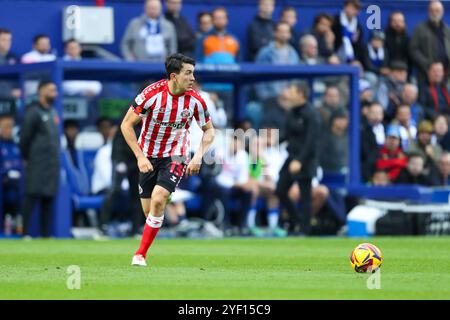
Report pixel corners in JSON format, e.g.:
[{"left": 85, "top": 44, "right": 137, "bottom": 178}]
[{"left": 120, "top": 107, "right": 153, "bottom": 173}]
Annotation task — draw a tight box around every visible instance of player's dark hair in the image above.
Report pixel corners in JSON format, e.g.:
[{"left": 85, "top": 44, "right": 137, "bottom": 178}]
[
  {"left": 33, "top": 34, "right": 49, "bottom": 44},
  {"left": 37, "top": 80, "right": 54, "bottom": 92},
  {"left": 165, "top": 53, "right": 195, "bottom": 78}
]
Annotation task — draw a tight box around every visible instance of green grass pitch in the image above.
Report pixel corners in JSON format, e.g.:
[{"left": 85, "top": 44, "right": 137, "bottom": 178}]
[{"left": 1, "top": 237, "right": 450, "bottom": 299}]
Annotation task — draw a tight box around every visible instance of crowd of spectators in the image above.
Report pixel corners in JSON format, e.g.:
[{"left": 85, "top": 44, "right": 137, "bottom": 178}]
[{"left": 1, "top": 0, "right": 450, "bottom": 237}]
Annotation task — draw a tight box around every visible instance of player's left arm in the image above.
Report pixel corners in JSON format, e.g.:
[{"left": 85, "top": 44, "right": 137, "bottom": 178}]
[{"left": 186, "top": 121, "right": 215, "bottom": 176}]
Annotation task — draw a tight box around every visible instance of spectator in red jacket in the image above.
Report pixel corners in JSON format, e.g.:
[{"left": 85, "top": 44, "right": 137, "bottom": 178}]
[{"left": 376, "top": 124, "right": 408, "bottom": 181}]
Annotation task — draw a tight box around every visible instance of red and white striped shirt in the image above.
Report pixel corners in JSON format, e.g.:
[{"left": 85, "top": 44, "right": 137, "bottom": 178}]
[{"left": 131, "top": 79, "right": 210, "bottom": 158}]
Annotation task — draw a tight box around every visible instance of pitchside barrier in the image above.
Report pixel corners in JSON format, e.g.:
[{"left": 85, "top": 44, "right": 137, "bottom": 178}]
[{"left": 1, "top": 60, "right": 450, "bottom": 237}]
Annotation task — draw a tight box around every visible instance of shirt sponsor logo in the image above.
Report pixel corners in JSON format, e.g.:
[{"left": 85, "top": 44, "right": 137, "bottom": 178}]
[{"left": 154, "top": 118, "right": 186, "bottom": 129}]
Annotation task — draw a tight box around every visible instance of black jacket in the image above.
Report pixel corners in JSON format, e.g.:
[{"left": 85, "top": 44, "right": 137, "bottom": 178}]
[
  {"left": 111, "top": 124, "right": 139, "bottom": 167},
  {"left": 360, "top": 119, "right": 379, "bottom": 182},
  {"left": 394, "top": 168, "right": 431, "bottom": 186},
  {"left": 165, "top": 12, "right": 196, "bottom": 57},
  {"left": 285, "top": 102, "right": 320, "bottom": 178},
  {"left": 384, "top": 27, "right": 410, "bottom": 71},
  {"left": 247, "top": 15, "right": 275, "bottom": 61},
  {"left": 19, "top": 102, "right": 60, "bottom": 196}
]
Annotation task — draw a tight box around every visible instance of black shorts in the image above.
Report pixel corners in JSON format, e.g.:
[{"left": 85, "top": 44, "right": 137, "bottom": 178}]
[{"left": 138, "top": 157, "right": 187, "bottom": 198}]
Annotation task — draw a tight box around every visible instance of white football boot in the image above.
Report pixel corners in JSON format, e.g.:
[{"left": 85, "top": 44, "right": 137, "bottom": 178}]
[{"left": 131, "top": 254, "right": 147, "bottom": 267}]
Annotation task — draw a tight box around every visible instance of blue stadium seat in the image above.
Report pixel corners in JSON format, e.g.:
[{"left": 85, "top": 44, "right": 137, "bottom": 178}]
[{"left": 61, "top": 149, "right": 104, "bottom": 211}]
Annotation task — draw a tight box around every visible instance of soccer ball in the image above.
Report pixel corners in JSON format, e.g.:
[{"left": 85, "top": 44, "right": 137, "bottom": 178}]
[{"left": 349, "top": 243, "right": 383, "bottom": 273}]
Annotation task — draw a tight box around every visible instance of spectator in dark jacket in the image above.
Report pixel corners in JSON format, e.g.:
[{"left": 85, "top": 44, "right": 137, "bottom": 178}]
[
  {"left": 362, "top": 30, "right": 388, "bottom": 76},
  {"left": 384, "top": 11, "right": 410, "bottom": 75},
  {"left": 430, "top": 152, "right": 450, "bottom": 185},
  {"left": 0, "top": 28, "right": 20, "bottom": 100},
  {"left": 247, "top": 0, "right": 275, "bottom": 61},
  {"left": 376, "top": 60, "right": 408, "bottom": 116},
  {"left": 164, "top": 0, "right": 196, "bottom": 57},
  {"left": 394, "top": 152, "right": 431, "bottom": 185},
  {"left": 19, "top": 81, "right": 60, "bottom": 238},
  {"left": 319, "top": 109, "right": 349, "bottom": 172},
  {"left": 311, "top": 13, "right": 336, "bottom": 59},
  {"left": 318, "top": 85, "right": 345, "bottom": 128},
  {"left": 0, "top": 28, "right": 17, "bottom": 65},
  {"left": 0, "top": 115, "right": 23, "bottom": 234},
  {"left": 376, "top": 124, "right": 408, "bottom": 181},
  {"left": 409, "top": 0, "right": 450, "bottom": 87},
  {"left": 100, "top": 111, "right": 142, "bottom": 236},
  {"left": 419, "top": 62, "right": 450, "bottom": 119},
  {"left": 433, "top": 114, "right": 450, "bottom": 151},
  {"left": 361, "top": 102, "right": 384, "bottom": 182},
  {"left": 332, "top": 0, "right": 365, "bottom": 63}
]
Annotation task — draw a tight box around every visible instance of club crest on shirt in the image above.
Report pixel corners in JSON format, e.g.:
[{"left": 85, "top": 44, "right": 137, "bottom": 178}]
[
  {"left": 181, "top": 109, "right": 192, "bottom": 118},
  {"left": 135, "top": 94, "right": 145, "bottom": 105}
]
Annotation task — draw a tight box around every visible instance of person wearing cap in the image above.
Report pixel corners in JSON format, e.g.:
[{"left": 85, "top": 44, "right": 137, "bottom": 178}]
[
  {"left": 376, "top": 60, "right": 408, "bottom": 114},
  {"left": 362, "top": 30, "right": 388, "bottom": 76},
  {"left": 409, "top": 120, "right": 443, "bottom": 175},
  {"left": 375, "top": 124, "right": 408, "bottom": 181}
]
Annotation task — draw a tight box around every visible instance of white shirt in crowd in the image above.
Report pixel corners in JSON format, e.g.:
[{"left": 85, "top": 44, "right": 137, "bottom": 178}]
[
  {"left": 398, "top": 124, "right": 417, "bottom": 151},
  {"left": 372, "top": 123, "right": 385, "bottom": 146},
  {"left": 91, "top": 142, "right": 112, "bottom": 194},
  {"left": 21, "top": 50, "right": 56, "bottom": 64},
  {"left": 216, "top": 149, "right": 249, "bottom": 188},
  {"left": 21, "top": 50, "right": 57, "bottom": 95},
  {"left": 263, "top": 143, "right": 288, "bottom": 184},
  {"left": 62, "top": 55, "right": 103, "bottom": 96}
]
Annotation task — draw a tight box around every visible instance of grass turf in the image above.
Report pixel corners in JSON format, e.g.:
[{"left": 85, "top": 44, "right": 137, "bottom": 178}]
[{"left": 0, "top": 237, "right": 450, "bottom": 300}]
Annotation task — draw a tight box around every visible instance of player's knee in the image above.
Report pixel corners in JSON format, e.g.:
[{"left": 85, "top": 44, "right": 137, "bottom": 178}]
[{"left": 151, "top": 188, "right": 170, "bottom": 211}]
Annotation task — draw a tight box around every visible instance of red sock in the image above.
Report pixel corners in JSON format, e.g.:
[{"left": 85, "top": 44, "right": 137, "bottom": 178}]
[{"left": 135, "top": 214, "right": 164, "bottom": 258}]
